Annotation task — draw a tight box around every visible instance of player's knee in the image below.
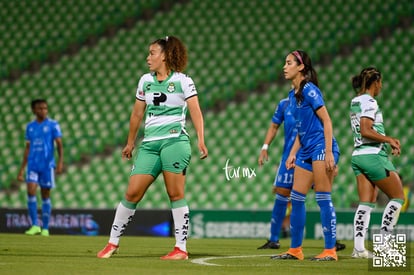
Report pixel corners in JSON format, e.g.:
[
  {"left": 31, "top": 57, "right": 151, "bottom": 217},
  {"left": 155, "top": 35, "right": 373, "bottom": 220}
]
[
  {"left": 276, "top": 187, "right": 291, "bottom": 197},
  {"left": 167, "top": 192, "right": 184, "bottom": 202},
  {"left": 124, "top": 193, "right": 141, "bottom": 203}
]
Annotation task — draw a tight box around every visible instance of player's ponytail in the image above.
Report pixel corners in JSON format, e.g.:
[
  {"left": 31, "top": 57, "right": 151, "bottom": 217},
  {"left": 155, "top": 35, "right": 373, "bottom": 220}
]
[
  {"left": 351, "top": 74, "right": 363, "bottom": 93},
  {"left": 351, "top": 67, "right": 381, "bottom": 94}
]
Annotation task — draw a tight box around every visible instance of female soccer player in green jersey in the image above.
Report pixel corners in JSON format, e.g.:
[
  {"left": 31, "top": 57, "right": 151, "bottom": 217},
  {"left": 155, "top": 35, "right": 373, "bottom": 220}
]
[
  {"left": 349, "top": 67, "right": 404, "bottom": 258},
  {"left": 98, "top": 36, "right": 208, "bottom": 260}
]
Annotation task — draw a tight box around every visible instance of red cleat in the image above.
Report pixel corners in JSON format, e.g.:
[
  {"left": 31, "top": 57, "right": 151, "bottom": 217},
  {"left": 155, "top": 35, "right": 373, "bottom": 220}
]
[
  {"left": 97, "top": 243, "right": 119, "bottom": 258},
  {"left": 160, "top": 247, "right": 188, "bottom": 260}
]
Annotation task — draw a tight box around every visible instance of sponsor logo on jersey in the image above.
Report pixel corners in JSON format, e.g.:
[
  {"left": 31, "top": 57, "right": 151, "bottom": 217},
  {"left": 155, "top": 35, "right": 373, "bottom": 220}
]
[{"left": 170, "top": 129, "right": 179, "bottom": 134}]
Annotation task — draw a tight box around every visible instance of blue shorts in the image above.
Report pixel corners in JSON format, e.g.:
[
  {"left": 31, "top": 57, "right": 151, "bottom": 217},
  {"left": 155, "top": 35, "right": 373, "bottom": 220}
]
[
  {"left": 295, "top": 144, "right": 340, "bottom": 172},
  {"left": 26, "top": 166, "right": 55, "bottom": 189},
  {"left": 273, "top": 161, "right": 294, "bottom": 189}
]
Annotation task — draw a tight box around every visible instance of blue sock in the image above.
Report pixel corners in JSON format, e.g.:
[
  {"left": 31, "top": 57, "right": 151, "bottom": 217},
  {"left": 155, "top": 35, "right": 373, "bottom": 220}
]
[
  {"left": 316, "top": 192, "right": 336, "bottom": 249},
  {"left": 290, "top": 190, "right": 306, "bottom": 248},
  {"left": 27, "top": 195, "right": 38, "bottom": 226},
  {"left": 42, "top": 198, "right": 51, "bottom": 230},
  {"left": 269, "top": 194, "right": 289, "bottom": 242}
]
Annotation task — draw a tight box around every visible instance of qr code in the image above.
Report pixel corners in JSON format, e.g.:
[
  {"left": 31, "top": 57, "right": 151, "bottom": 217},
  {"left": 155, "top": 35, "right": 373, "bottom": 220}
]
[{"left": 372, "top": 233, "right": 406, "bottom": 268}]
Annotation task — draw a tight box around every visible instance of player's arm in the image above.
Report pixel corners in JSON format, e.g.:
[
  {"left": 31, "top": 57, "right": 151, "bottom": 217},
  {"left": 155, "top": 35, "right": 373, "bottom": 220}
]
[
  {"left": 286, "top": 134, "right": 300, "bottom": 169},
  {"left": 122, "top": 99, "right": 146, "bottom": 160},
  {"left": 17, "top": 141, "right": 30, "bottom": 181},
  {"left": 258, "top": 122, "right": 280, "bottom": 166},
  {"left": 187, "top": 96, "right": 208, "bottom": 159},
  {"left": 55, "top": 137, "right": 64, "bottom": 174},
  {"left": 316, "top": 105, "right": 335, "bottom": 171},
  {"left": 360, "top": 117, "right": 400, "bottom": 155}
]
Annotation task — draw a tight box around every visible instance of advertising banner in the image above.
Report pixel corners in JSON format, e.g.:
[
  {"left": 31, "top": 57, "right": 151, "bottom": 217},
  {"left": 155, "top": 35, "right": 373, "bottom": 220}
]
[
  {"left": 190, "top": 210, "right": 413, "bottom": 240},
  {"left": 0, "top": 208, "right": 172, "bottom": 236},
  {"left": 1, "top": 208, "right": 412, "bottom": 240}
]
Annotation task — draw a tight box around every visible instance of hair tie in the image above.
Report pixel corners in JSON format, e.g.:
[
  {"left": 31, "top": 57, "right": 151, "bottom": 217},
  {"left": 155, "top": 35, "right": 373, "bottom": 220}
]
[
  {"left": 292, "top": 50, "right": 303, "bottom": 65},
  {"left": 165, "top": 36, "right": 169, "bottom": 41}
]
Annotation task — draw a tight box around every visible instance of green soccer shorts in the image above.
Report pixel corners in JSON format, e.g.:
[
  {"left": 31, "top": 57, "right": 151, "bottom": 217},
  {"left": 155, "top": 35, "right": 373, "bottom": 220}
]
[
  {"left": 131, "top": 134, "right": 191, "bottom": 177},
  {"left": 351, "top": 152, "right": 396, "bottom": 182}
]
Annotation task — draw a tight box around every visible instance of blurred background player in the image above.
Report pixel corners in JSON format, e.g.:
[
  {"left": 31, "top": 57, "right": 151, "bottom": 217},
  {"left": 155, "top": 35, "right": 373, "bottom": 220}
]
[
  {"left": 97, "top": 36, "right": 208, "bottom": 260},
  {"left": 350, "top": 67, "right": 405, "bottom": 258},
  {"left": 257, "top": 97, "right": 297, "bottom": 249},
  {"left": 17, "top": 99, "right": 64, "bottom": 236}
]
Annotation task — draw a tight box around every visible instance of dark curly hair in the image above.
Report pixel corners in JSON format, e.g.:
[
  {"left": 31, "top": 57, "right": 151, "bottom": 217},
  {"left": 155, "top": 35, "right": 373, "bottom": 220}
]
[
  {"left": 31, "top": 98, "right": 47, "bottom": 110},
  {"left": 152, "top": 36, "right": 187, "bottom": 72}
]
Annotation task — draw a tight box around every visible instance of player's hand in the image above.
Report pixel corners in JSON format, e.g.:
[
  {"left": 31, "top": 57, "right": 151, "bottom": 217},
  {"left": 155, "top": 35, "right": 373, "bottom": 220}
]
[
  {"left": 286, "top": 155, "right": 296, "bottom": 169},
  {"left": 199, "top": 142, "right": 208, "bottom": 159},
  {"left": 258, "top": 150, "right": 268, "bottom": 166},
  {"left": 389, "top": 137, "right": 401, "bottom": 156},
  {"left": 17, "top": 172, "right": 24, "bottom": 182},
  {"left": 122, "top": 144, "right": 135, "bottom": 160},
  {"left": 56, "top": 161, "right": 64, "bottom": 174},
  {"left": 324, "top": 151, "right": 335, "bottom": 171}
]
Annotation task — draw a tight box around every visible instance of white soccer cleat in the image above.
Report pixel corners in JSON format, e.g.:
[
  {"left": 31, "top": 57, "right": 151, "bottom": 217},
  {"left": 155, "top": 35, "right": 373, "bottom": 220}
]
[{"left": 352, "top": 248, "right": 373, "bottom": 259}]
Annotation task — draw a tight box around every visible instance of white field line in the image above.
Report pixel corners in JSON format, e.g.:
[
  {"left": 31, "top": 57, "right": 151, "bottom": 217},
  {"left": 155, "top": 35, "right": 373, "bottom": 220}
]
[{"left": 191, "top": 254, "right": 274, "bottom": 266}]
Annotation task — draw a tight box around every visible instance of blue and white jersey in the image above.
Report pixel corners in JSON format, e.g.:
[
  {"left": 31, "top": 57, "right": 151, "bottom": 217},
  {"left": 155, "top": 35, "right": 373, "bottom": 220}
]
[
  {"left": 288, "top": 82, "right": 339, "bottom": 155},
  {"left": 25, "top": 118, "right": 62, "bottom": 171},
  {"left": 271, "top": 98, "right": 297, "bottom": 161}
]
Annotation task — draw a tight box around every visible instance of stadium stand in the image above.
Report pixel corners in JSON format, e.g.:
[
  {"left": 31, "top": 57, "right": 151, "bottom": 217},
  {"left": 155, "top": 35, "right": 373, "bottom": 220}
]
[{"left": 0, "top": 0, "right": 413, "bottom": 210}]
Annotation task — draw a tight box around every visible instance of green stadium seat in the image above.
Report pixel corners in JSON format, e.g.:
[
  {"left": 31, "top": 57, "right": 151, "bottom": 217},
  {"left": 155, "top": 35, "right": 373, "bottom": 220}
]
[{"left": 1, "top": 0, "right": 413, "bottom": 211}]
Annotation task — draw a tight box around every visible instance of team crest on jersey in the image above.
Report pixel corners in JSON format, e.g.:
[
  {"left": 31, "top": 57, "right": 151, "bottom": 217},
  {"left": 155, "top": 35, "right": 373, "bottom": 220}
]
[{"left": 167, "top": 83, "right": 175, "bottom": 93}]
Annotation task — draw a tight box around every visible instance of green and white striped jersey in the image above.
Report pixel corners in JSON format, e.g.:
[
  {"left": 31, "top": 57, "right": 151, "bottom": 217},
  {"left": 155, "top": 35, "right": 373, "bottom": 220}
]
[
  {"left": 350, "top": 93, "right": 386, "bottom": 155},
  {"left": 136, "top": 71, "right": 197, "bottom": 142}
]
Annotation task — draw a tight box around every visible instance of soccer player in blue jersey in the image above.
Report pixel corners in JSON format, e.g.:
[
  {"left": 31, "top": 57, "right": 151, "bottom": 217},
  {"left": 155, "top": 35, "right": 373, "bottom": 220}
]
[
  {"left": 259, "top": 98, "right": 346, "bottom": 251},
  {"left": 257, "top": 98, "right": 297, "bottom": 249},
  {"left": 97, "top": 36, "right": 208, "bottom": 260},
  {"left": 17, "top": 99, "right": 63, "bottom": 236},
  {"left": 272, "top": 50, "right": 340, "bottom": 261}
]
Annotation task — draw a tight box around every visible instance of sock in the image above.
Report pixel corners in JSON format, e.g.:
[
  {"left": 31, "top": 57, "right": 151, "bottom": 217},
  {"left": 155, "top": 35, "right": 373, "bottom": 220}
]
[
  {"left": 27, "top": 195, "right": 38, "bottom": 226},
  {"left": 108, "top": 200, "right": 137, "bottom": 245},
  {"left": 380, "top": 199, "right": 404, "bottom": 234},
  {"left": 270, "top": 194, "right": 289, "bottom": 242},
  {"left": 290, "top": 190, "right": 306, "bottom": 248},
  {"left": 316, "top": 192, "right": 336, "bottom": 249},
  {"left": 171, "top": 199, "right": 190, "bottom": 252},
  {"left": 41, "top": 198, "right": 51, "bottom": 230},
  {"left": 353, "top": 203, "right": 374, "bottom": 251}
]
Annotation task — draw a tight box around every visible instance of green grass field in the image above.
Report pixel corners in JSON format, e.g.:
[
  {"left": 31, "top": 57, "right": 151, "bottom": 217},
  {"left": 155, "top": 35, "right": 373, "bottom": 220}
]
[{"left": 0, "top": 234, "right": 412, "bottom": 275}]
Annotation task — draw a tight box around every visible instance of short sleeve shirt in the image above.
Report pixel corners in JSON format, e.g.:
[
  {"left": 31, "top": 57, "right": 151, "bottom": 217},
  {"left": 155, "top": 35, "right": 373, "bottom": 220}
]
[{"left": 136, "top": 72, "right": 197, "bottom": 142}]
